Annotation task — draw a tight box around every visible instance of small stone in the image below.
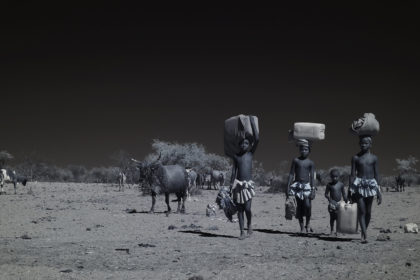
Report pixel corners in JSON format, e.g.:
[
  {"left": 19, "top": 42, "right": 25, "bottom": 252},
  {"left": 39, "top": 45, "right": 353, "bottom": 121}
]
[
  {"left": 406, "top": 262, "right": 412, "bottom": 267},
  {"left": 376, "top": 233, "right": 390, "bottom": 241},
  {"left": 188, "top": 276, "right": 204, "bottom": 280},
  {"left": 404, "top": 223, "right": 419, "bottom": 233},
  {"left": 86, "top": 228, "right": 91, "bottom": 231},
  {"left": 336, "top": 245, "right": 342, "bottom": 249},
  {"left": 21, "top": 234, "right": 31, "bottom": 240},
  {"left": 168, "top": 225, "right": 176, "bottom": 230},
  {"left": 60, "top": 269, "right": 72, "bottom": 273},
  {"left": 207, "top": 226, "right": 219, "bottom": 231}
]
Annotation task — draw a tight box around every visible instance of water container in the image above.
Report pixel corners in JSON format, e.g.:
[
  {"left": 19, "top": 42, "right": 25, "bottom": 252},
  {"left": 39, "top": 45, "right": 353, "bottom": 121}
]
[
  {"left": 292, "top": 122, "right": 325, "bottom": 141},
  {"left": 337, "top": 201, "right": 358, "bottom": 234}
]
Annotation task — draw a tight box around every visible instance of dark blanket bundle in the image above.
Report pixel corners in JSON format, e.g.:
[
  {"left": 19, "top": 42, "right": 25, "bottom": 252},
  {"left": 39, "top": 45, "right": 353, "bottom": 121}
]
[
  {"left": 285, "top": 197, "right": 297, "bottom": 220},
  {"left": 215, "top": 187, "right": 237, "bottom": 222}
]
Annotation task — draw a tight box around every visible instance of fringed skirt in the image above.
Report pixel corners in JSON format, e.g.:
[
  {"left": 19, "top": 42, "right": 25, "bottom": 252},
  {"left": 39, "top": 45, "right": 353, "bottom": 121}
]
[
  {"left": 231, "top": 179, "right": 256, "bottom": 204},
  {"left": 289, "top": 181, "right": 311, "bottom": 200},
  {"left": 349, "top": 177, "right": 379, "bottom": 198}
]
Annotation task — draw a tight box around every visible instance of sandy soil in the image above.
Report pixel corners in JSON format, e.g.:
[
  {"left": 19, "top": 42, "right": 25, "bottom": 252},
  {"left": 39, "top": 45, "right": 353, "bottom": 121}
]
[{"left": 0, "top": 182, "right": 419, "bottom": 280}]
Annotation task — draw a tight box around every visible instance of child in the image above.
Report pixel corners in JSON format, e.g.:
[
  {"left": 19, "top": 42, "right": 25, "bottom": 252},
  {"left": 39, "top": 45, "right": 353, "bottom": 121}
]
[
  {"left": 229, "top": 118, "right": 259, "bottom": 240},
  {"left": 286, "top": 139, "right": 316, "bottom": 233},
  {"left": 325, "top": 169, "right": 347, "bottom": 235},
  {"left": 349, "top": 135, "right": 382, "bottom": 243}
]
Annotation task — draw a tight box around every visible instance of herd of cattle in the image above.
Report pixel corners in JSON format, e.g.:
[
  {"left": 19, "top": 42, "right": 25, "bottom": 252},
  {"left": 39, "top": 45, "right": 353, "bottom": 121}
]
[{"left": 0, "top": 158, "right": 411, "bottom": 214}]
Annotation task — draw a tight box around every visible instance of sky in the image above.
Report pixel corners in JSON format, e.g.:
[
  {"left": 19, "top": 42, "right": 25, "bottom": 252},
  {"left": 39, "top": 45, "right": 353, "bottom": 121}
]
[{"left": 1, "top": 4, "right": 419, "bottom": 174}]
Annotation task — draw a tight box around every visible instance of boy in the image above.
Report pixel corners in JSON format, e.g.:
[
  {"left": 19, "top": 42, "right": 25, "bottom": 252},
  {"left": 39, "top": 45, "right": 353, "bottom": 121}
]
[
  {"left": 349, "top": 135, "right": 382, "bottom": 243},
  {"left": 325, "top": 169, "right": 347, "bottom": 235},
  {"left": 229, "top": 118, "right": 259, "bottom": 240},
  {"left": 286, "top": 139, "right": 316, "bottom": 233}
]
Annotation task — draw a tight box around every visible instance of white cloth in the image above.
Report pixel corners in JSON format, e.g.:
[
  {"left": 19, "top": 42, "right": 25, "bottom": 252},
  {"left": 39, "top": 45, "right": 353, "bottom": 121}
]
[
  {"left": 349, "top": 177, "right": 379, "bottom": 198},
  {"left": 231, "top": 179, "right": 255, "bottom": 204},
  {"left": 289, "top": 181, "right": 312, "bottom": 200}
]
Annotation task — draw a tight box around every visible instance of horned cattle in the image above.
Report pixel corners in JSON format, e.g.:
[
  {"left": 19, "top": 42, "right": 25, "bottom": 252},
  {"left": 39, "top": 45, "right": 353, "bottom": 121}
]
[{"left": 132, "top": 155, "right": 189, "bottom": 214}]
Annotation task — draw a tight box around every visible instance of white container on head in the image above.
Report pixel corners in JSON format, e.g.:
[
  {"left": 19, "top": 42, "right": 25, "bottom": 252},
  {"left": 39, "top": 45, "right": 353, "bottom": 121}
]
[{"left": 292, "top": 122, "right": 325, "bottom": 141}]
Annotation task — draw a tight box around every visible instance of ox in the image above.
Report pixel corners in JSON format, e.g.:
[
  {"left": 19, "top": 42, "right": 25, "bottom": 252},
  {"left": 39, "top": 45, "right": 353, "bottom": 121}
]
[
  {"left": 186, "top": 168, "right": 197, "bottom": 200},
  {"left": 209, "top": 170, "right": 225, "bottom": 190},
  {"left": 131, "top": 155, "right": 188, "bottom": 214},
  {"left": 395, "top": 174, "right": 405, "bottom": 192},
  {"left": 118, "top": 171, "right": 127, "bottom": 192},
  {"left": 0, "top": 169, "right": 28, "bottom": 194}
]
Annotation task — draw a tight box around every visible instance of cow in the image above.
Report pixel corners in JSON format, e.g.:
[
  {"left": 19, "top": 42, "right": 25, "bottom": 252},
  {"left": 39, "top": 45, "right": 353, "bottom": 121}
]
[
  {"left": 117, "top": 171, "right": 127, "bottom": 192},
  {"left": 209, "top": 170, "right": 225, "bottom": 190},
  {"left": 196, "top": 172, "right": 205, "bottom": 189},
  {"left": 395, "top": 174, "right": 405, "bottom": 192},
  {"left": 204, "top": 173, "right": 212, "bottom": 189},
  {"left": 186, "top": 168, "right": 197, "bottom": 200},
  {"left": 0, "top": 169, "right": 28, "bottom": 194},
  {"left": 131, "top": 155, "right": 188, "bottom": 214}
]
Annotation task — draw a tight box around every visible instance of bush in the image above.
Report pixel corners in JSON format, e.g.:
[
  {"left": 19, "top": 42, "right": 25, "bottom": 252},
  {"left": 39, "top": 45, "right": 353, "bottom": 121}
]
[{"left": 266, "top": 174, "right": 288, "bottom": 193}]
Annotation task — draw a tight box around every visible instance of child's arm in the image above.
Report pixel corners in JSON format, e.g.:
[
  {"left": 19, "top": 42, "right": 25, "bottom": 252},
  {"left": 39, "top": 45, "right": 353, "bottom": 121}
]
[
  {"left": 374, "top": 156, "right": 382, "bottom": 205},
  {"left": 349, "top": 156, "right": 357, "bottom": 201},
  {"left": 229, "top": 159, "right": 238, "bottom": 193},
  {"left": 325, "top": 184, "right": 330, "bottom": 202},
  {"left": 309, "top": 162, "right": 314, "bottom": 190},
  {"left": 286, "top": 160, "right": 296, "bottom": 198},
  {"left": 341, "top": 182, "right": 348, "bottom": 203},
  {"left": 310, "top": 162, "right": 315, "bottom": 199},
  {"left": 249, "top": 117, "right": 259, "bottom": 154}
]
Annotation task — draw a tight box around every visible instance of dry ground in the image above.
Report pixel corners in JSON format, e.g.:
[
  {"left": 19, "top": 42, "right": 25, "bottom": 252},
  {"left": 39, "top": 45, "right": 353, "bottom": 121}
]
[{"left": 0, "top": 182, "right": 419, "bottom": 280}]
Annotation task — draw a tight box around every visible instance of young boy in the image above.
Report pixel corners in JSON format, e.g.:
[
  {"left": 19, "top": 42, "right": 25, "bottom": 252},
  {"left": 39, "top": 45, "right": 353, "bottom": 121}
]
[
  {"left": 286, "top": 139, "right": 316, "bottom": 233},
  {"left": 229, "top": 118, "right": 259, "bottom": 240},
  {"left": 325, "top": 169, "right": 347, "bottom": 235},
  {"left": 349, "top": 135, "right": 382, "bottom": 243}
]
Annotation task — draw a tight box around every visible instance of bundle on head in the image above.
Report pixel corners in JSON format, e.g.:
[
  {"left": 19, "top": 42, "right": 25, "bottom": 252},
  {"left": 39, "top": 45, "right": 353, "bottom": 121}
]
[{"left": 350, "top": 113, "right": 380, "bottom": 136}]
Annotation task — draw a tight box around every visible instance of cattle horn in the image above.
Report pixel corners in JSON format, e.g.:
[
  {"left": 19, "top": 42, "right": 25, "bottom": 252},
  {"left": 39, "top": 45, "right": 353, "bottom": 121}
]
[
  {"left": 156, "top": 152, "right": 162, "bottom": 161},
  {"left": 131, "top": 158, "right": 141, "bottom": 163}
]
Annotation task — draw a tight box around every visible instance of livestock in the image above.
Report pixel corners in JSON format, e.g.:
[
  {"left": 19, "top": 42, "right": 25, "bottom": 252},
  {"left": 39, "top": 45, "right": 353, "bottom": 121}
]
[
  {"left": 209, "top": 170, "right": 225, "bottom": 190},
  {"left": 118, "top": 171, "right": 127, "bottom": 192},
  {"left": 131, "top": 156, "right": 188, "bottom": 214},
  {"left": 0, "top": 169, "right": 28, "bottom": 194},
  {"left": 186, "top": 168, "right": 197, "bottom": 200},
  {"left": 395, "top": 174, "right": 405, "bottom": 192},
  {"left": 196, "top": 172, "right": 204, "bottom": 189}
]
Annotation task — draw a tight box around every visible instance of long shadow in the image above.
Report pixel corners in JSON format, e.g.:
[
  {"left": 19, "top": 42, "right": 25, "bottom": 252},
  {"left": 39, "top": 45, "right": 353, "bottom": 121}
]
[
  {"left": 254, "top": 228, "right": 356, "bottom": 242},
  {"left": 125, "top": 209, "right": 166, "bottom": 214},
  {"left": 179, "top": 230, "right": 237, "bottom": 239}
]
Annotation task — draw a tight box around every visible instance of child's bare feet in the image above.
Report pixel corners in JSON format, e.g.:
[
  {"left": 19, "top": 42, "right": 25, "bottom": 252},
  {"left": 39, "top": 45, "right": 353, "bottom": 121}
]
[
  {"left": 239, "top": 231, "right": 246, "bottom": 240},
  {"left": 247, "top": 226, "right": 253, "bottom": 238}
]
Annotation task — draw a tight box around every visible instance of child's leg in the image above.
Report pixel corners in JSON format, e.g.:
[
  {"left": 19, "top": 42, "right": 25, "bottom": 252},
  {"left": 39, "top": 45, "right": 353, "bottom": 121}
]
[
  {"left": 329, "top": 212, "right": 335, "bottom": 234},
  {"left": 357, "top": 195, "right": 368, "bottom": 241},
  {"left": 244, "top": 199, "right": 252, "bottom": 235},
  {"left": 236, "top": 203, "right": 246, "bottom": 238},
  {"left": 364, "top": 196, "right": 374, "bottom": 229},
  {"left": 296, "top": 198, "right": 305, "bottom": 232},
  {"left": 304, "top": 197, "right": 312, "bottom": 231}
]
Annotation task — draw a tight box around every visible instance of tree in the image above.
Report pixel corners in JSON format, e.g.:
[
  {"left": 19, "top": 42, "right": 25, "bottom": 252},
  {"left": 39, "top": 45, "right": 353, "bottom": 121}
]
[
  {"left": 0, "top": 150, "right": 14, "bottom": 168},
  {"left": 395, "top": 155, "right": 418, "bottom": 174}
]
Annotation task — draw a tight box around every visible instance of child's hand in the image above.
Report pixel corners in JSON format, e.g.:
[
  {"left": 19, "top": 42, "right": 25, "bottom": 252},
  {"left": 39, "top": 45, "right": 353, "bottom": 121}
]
[
  {"left": 310, "top": 189, "right": 316, "bottom": 200},
  {"left": 377, "top": 195, "right": 382, "bottom": 205}
]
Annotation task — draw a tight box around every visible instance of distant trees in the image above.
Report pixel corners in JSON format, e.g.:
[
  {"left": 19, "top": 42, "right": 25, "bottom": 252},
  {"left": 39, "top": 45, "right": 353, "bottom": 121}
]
[
  {"left": 395, "top": 155, "right": 418, "bottom": 174},
  {"left": 395, "top": 156, "right": 419, "bottom": 186},
  {"left": 145, "top": 139, "right": 230, "bottom": 173},
  {"left": 0, "top": 150, "right": 14, "bottom": 169}
]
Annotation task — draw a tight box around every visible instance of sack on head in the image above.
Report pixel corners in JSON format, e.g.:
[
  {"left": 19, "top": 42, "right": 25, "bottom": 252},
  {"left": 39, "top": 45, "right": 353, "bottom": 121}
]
[{"left": 224, "top": 114, "right": 259, "bottom": 158}]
